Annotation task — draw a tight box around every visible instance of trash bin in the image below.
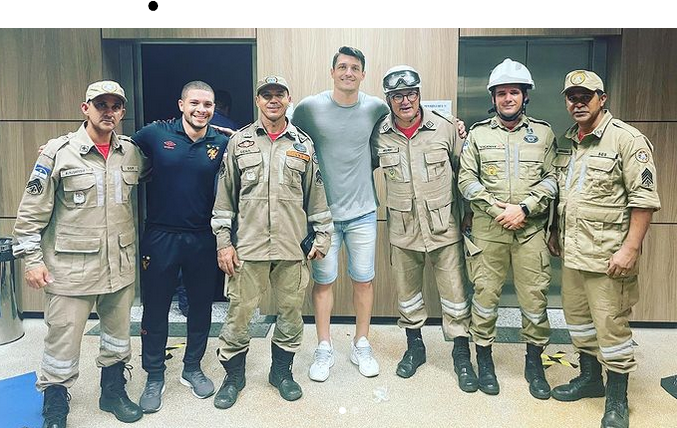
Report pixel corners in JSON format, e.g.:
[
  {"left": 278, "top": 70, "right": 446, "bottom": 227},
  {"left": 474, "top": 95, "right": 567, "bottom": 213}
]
[{"left": 0, "top": 237, "right": 24, "bottom": 345}]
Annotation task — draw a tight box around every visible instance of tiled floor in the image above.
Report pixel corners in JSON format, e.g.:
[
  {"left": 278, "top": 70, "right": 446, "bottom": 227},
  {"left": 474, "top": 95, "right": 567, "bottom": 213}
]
[{"left": 1, "top": 315, "right": 676, "bottom": 428}]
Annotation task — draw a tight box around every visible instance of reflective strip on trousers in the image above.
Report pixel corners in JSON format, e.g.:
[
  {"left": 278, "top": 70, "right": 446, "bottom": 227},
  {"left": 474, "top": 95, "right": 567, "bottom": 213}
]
[
  {"left": 399, "top": 292, "right": 424, "bottom": 314},
  {"left": 42, "top": 353, "right": 78, "bottom": 376},
  {"left": 101, "top": 332, "right": 130, "bottom": 354},
  {"left": 472, "top": 296, "right": 497, "bottom": 319},
  {"left": 521, "top": 308, "right": 547, "bottom": 325},
  {"left": 440, "top": 297, "right": 469, "bottom": 318},
  {"left": 600, "top": 338, "right": 634, "bottom": 360},
  {"left": 567, "top": 322, "right": 597, "bottom": 338}
]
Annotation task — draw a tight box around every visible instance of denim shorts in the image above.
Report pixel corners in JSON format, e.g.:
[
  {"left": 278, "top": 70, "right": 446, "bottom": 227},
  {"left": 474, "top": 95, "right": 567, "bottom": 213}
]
[{"left": 311, "top": 211, "right": 377, "bottom": 284}]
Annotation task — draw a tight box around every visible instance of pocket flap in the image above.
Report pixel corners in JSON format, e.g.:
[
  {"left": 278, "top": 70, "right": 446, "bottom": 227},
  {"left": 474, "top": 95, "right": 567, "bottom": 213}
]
[
  {"left": 55, "top": 236, "right": 101, "bottom": 253},
  {"left": 587, "top": 156, "right": 616, "bottom": 172},
  {"left": 520, "top": 151, "right": 544, "bottom": 162},
  {"left": 62, "top": 174, "right": 96, "bottom": 191},
  {"left": 386, "top": 197, "right": 412, "bottom": 212},
  {"left": 237, "top": 153, "right": 263, "bottom": 169},
  {"left": 425, "top": 193, "right": 452, "bottom": 210},
  {"left": 478, "top": 147, "right": 505, "bottom": 162},
  {"left": 552, "top": 155, "right": 571, "bottom": 168},
  {"left": 379, "top": 153, "right": 400, "bottom": 168},
  {"left": 119, "top": 231, "right": 135, "bottom": 248},
  {"left": 122, "top": 170, "right": 139, "bottom": 185},
  {"left": 424, "top": 150, "right": 447, "bottom": 164},
  {"left": 285, "top": 156, "right": 307, "bottom": 172},
  {"left": 577, "top": 207, "right": 625, "bottom": 223}
]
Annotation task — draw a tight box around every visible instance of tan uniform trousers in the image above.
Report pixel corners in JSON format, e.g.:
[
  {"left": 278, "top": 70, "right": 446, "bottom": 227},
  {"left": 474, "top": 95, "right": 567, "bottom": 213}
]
[
  {"left": 37, "top": 284, "right": 135, "bottom": 391},
  {"left": 217, "top": 260, "right": 309, "bottom": 361},
  {"left": 562, "top": 266, "right": 639, "bottom": 373},
  {"left": 391, "top": 242, "right": 470, "bottom": 340},
  {"left": 468, "top": 229, "right": 551, "bottom": 346}
]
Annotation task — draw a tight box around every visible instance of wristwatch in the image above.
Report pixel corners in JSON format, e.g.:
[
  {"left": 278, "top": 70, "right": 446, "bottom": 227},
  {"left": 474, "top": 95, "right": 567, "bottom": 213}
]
[{"left": 519, "top": 203, "right": 530, "bottom": 216}]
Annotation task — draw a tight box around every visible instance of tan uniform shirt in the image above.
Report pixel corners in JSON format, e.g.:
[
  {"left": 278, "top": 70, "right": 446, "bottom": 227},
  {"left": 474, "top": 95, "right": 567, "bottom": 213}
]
[
  {"left": 13, "top": 123, "right": 147, "bottom": 296},
  {"left": 554, "top": 110, "right": 661, "bottom": 273},
  {"left": 371, "top": 108, "right": 462, "bottom": 252},
  {"left": 459, "top": 115, "right": 557, "bottom": 244},
  {"left": 212, "top": 119, "right": 332, "bottom": 261}
]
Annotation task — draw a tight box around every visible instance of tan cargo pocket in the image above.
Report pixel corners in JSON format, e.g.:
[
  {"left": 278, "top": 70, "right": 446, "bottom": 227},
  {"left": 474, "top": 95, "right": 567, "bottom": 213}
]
[
  {"left": 424, "top": 150, "right": 449, "bottom": 182},
  {"left": 237, "top": 153, "right": 263, "bottom": 194},
  {"left": 478, "top": 148, "right": 506, "bottom": 186},
  {"left": 426, "top": 193, "right": 452, "bottom": 234},
  {"left": 119, "top": 231, "right": 136, "bottom": 274},
  {"left": 386, "top": 197, "right": 412, "bottom": 236},
  {"left": 519, "top": 151, "right": 544, "bottom": 180},
  {"left": 54, "top": 235, "right": 101, "bottom": 282},
  {"left": 283, "top": 156, "right": 306, "bottom": 189},
  {"left": 62, "top": 173, "right": 97, "bottom": 208},
  {"left": 379, "top": 153, "right": 406, "bottom": 182},
  {"left": 576, "top": 207, "right": 625, "bottom": 258}
]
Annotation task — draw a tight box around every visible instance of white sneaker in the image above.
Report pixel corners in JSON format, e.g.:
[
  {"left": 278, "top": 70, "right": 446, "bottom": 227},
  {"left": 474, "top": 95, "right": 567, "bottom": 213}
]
[
  {"left": 350, "top": 336, "right": 379, "bottom": 377},
  {"left": 309, "top": 340, "right": 335, "bottom": 382}
]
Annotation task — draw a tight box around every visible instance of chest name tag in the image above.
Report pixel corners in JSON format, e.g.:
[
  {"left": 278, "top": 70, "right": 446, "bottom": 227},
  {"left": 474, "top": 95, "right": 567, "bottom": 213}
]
[
  {"left": 61, "top": 168, "right": 94, "bottom": 178},
  {"left": 286, "top": 150, "right": 310, "bottom": 162}
]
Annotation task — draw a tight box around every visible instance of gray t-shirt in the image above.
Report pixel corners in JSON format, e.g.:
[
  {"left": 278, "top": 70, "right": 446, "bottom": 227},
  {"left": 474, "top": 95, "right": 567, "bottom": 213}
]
[{"left": 292, "top": 91, "right": 388, "bottom": 221}]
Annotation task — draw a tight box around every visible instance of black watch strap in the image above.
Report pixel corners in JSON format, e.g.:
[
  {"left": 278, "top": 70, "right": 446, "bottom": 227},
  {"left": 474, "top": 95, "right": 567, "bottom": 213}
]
[{"left": 519, "top": 203, "right": 530, "bottom": 216}]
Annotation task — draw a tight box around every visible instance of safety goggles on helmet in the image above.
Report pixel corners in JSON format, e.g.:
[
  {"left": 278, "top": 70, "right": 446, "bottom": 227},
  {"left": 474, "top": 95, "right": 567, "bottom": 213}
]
[{"left": 383, "top": 69, "right": 421, "bottom": 91}]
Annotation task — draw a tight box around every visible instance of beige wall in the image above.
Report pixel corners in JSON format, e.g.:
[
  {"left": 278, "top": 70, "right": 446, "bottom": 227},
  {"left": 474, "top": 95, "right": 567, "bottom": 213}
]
[{"left": 0, "top": 28, "right": 675, "bottom": 321}]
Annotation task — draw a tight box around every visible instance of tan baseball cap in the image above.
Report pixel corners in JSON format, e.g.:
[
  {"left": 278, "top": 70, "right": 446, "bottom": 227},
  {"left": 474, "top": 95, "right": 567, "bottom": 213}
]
[
  {"left": 256, "top": 76, "right": 289, "bottom": 95},
  {"left": 85, "top": 80, "right": 127, "bottom": 103},
  {"left": 561, "top": 70, "right": 604, "bottom": 94}
]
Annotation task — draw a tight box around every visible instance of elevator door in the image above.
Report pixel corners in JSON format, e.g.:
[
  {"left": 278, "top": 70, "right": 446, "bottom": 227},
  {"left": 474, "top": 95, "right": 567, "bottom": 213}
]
[{"left": 457, "top": 38, "right": 607, "bottom": 307}]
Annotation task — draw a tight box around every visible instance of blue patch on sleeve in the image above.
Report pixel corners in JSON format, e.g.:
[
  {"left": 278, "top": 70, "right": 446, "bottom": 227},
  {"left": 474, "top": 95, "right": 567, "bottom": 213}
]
[{"left": 32, "top": 164, "right": 51, "bottom": 180}]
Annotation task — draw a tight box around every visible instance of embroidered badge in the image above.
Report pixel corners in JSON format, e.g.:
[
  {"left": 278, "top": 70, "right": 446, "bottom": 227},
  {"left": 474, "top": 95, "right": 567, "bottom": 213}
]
[
  {"left": 26, "top": 178, "right": 44, "bottom": 195},
  {"left": 570, "top": 71, "right": 587, "bottom": 85},
  {"left": 163, "top": 141, "right": 176, "bottom": 150},
  {"left": 141, "top": 255, "right": 151, "bottom": 270},
  {"left": 32, "top": 164, "right": 51, "bottom": 180},
  {"left": 312, "top": 153, "right": 319, "bottom": 164},
  {"left": 245, "top": 170, "right": 256, "bottom": 181},
  {"left": 641, "top": 168, "right": 654, "bottom": 188},
  {"left": 206, "top": 144, "right": 219, "bottom": 160},
  {"left": 79, "top": 145, "right": 90, "bottom": 154},
  {"left": 293, "top": 142, "right": 307, "bottom": 153},
  {"left": 238, "top": 140, "right": 255, "bottom": 148},
  {"left": 635, "top": 149, "right": 650, "bottom": 163},
  {"left": 462, "top": 140, "right": 469, "bottom": 152},
  {"left": 485, "top": 165, "right": 498, "bottom": 176},
  {"left": 73, "top": 191, "right": 86, "bottom": 204},
  {"left": 315, "top": 170, "right": 323, "bottom": 185},
  {"left": 524, "top": 134, "right": 539, "bottom": 143},
  {"left": 286, "top": 150, "right": 310, "bottom": 162}
]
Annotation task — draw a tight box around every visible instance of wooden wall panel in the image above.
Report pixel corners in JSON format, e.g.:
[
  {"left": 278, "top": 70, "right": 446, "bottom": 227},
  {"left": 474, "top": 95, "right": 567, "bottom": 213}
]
[
  {"left": 626, "top": 122, "right": 677, "bottom": 224},
  {"left": 633, "top": 225, "right": 677, "bottom": 321},
  {"left": 620, "top": 29, "right": 677, "bottom": 121},
  {"left": 0, "top": 122, "right": 83, "bottom": 217},
  {"left": 102, "top": 28, "right": 255, "bottom": 39},
  {"left": 461, "top": 29, "right": 621, "bottom": 37},
  {"left": 256, "top": 28, "right": 458, "bottom": 104},
  {"left": 0, "top": 29, "right": 103, "bottom": 120}
]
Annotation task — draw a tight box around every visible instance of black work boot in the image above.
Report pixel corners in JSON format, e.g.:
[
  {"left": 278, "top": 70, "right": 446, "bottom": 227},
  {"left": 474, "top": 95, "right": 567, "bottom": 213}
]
[
  {"left": 42, "top": 385, "right": 70, "bottom": 428},
  {"left": 552, "top": 352, "right": 605, "bottom": 402},
  {"left": 524, "top": 343, "right": 551, "bottom": 399},
  {"left": 214, "top": 350, "right": 247, "bottom": 409},
  {"left": 476, "top": 344, "right": 500, "bottom": 395},
  {"left": 396, "top": 328, "right": 426, "bottom": 379},
  {"left": 99, "top": 362, "right": 143, "bottom": 423},
  {"left": 601, "top": 371, "right": 629, "bottom": 428},
  {"left": 268, "top": 343, "right": 302, "bottom": 401},
  {"left": 452, "top": 336, "right": 478, "bottom": 392}
]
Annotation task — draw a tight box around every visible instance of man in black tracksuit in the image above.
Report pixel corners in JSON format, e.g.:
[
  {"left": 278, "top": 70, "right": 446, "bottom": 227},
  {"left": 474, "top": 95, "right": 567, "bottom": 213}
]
[{"left": 132, "top": 80, "right": 229, "bottom": 413}]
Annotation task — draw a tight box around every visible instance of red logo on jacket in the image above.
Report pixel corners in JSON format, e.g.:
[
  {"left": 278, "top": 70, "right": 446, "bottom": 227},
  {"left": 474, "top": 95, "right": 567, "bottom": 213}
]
[{"left": 163, "top": 141, "right": 176, "bottom": 150}]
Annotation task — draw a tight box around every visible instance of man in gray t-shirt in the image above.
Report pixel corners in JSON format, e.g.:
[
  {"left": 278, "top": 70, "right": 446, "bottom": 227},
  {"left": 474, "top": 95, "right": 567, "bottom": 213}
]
[{"left": 292, "top": 46, "right": 388, "bottom": 381}]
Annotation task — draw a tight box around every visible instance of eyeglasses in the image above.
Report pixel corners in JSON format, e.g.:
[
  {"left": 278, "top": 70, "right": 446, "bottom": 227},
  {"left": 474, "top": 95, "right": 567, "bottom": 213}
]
[
  {"left": 566, "top": 93, "right": 596, "bottom": 104},
  {"left": 383, "top": 70, "right": 421, "bottom": 90},
  {"left": 389, "top": 91, "right": 419, "bottom": 104}
]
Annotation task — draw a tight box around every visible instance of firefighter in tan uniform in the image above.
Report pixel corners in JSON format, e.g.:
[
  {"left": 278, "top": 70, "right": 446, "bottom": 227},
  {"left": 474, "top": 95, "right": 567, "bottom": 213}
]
[
  {"left": 370, "top": 65, "right": 477, "bottom": 391},
  {"left": 458, "top": 59, "right": 557, "bottom": 398},
  {"left": 12, "top": 81, "right": 146, "bottom": 428},
  {"left": 212, "top": 76, "right": 332, "bottom": 409},
  {"left": 549, "top": 70, "right": 660, "bottom": 428}
]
